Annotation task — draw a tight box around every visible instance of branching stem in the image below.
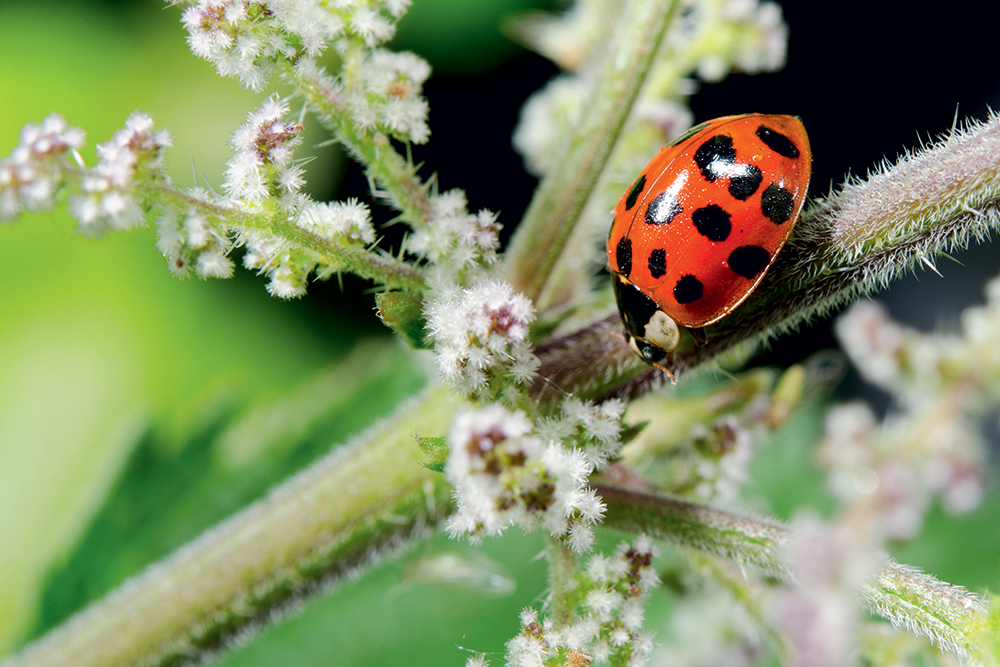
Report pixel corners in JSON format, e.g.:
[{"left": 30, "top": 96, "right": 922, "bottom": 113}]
[{"left": 503, "top": 0, "right": 678, "bottom": 309}]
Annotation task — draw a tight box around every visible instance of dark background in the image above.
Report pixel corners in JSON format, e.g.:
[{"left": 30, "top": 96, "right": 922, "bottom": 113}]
[{"left": 378, "top": 1, "right": 1000, "bottom": 405}]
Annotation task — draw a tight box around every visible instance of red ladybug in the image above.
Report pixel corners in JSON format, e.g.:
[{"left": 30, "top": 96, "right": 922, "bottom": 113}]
[{"left": 607, "top": 114, "right": 811, "bottom": 377}]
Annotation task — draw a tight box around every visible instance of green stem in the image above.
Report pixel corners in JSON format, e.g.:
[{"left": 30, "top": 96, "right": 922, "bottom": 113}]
[
  {"left": 546, "top": 538, "right": 579, "bottom": 628},
  {"left": 597, "top": 484, "right": 792, "bottom": 581},
  {"left": 146, "top": 184, "right": 426, "bottom": 292},
  {"left": 503, "top": 0, "right": 677, "bottom": 310},
  {"left": 862, "top": 558, "right": 985, "bottom": 661},
  {"left": 1, "top": 387, "right": 459, "bottom": 667},
  {"left": 292, "top": 53, "right": 432, "bottom": 228}
]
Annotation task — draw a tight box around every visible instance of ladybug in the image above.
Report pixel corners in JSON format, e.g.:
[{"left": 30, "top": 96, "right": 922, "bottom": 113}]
[{"left": 607, "top": 114, "right": 811, "bottom": 379}]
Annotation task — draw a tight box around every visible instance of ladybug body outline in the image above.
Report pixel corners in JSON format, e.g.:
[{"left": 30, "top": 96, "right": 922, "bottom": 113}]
[{"left": 607, "top": 113, "right": 812, "bottom": 374}]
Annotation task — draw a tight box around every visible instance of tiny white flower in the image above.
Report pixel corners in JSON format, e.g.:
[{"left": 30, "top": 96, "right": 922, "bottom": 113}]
[{"left": 196, "top": 250, "right": 235, "bottom": 278}]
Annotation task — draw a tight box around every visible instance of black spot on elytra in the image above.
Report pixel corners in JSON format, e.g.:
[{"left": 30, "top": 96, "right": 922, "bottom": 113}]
[
  {"left": 728, "top": 245, "right": 771, "bottom": 279},
  {"left": 693, "top": 135, "right": 736, "bottom": 182},
  {"left": 692, "top": 204, "right": 732, "bottom": 242},
  {"left": 615, "top": 236, "right": 632, "bottom": 276},
  {"left": 648, "top": 248, "right": 666, "bottom": 279},
  {"left": 673, "top": 274, "right": 703, "bottom": 304},
  {"left": 645, "top": 191, "right": 682, "bottom": 225},
  {"left": 625, "top": 174, "right": 646, "bottom": 211},
  {"left": 612, "top": 275, "right": 658, "bottom": 338},
  {"left": 756, "top": 125, "right": 800, "bottom": 159},
  {"left": 728, "top": 164, "right": 762, "bottom": 201},
  {"left": 761, "top": 184, "right": 794, "bottom": 224}
]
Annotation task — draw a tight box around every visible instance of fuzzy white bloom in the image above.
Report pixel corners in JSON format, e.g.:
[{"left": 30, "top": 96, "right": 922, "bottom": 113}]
[
  {"left": 298, "top": 198, "right": 375, "bottom": 243},
  {"left": 512, "top": 75, "right": 586, "bottom": 177},
  {"left": 224, "top": 96, "right": 303, "bottom": 204},
  {"left": 407, "top": 189, "right": 500, "bottom": 269},
  {"left": 345, "top": 48, "right": 431, "bottom": 143},
  {"left": 267, "top": 274, "right": 306, "bottom": 299},
  {"left": 66, "top": 111, "right": 171, "bottom": 233},
  {"left": 182, "top": 0, "right": 348, "bottom": 91},
  {"left": 443, "top": 404, "right": 603, "bottom": 551},
  {"left": 465, "top": 654, "right": 489, "bottom": 667},
  {"left": 536, "top": 397, "right": 625, "bottom": 471},
  {"left": 196, "top": 250, "right": 235, "bottom": 278},
  {"left": 426, "top": 279, "right": 539, "bottom": 392},
  {"left": 506, "top": 538, "right": 660, "bottom": 667}
]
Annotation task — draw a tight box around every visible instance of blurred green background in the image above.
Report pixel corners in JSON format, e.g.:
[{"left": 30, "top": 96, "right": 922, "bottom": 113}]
[{"left": 2, "top": 1, "right": 1000, "bottom": 666}]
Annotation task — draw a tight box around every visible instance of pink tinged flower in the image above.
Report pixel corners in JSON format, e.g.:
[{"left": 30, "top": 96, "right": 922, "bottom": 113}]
[{"left": 426, "top": 279, "right": 538, "bottom": 391}]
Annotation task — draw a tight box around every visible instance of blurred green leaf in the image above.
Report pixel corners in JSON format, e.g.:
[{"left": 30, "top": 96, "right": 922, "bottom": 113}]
[{"left": 28, "top": 339, "right": 426, "bottom": 639}]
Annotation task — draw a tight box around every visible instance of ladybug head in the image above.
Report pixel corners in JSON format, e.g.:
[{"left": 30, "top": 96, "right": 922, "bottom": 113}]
[{"left": 611, "top": 273, "right": 679, "bottom": 362}]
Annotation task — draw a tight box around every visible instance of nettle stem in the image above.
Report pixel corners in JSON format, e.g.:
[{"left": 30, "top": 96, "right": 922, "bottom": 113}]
[
  {"left": 546, "top": 538, "right": 580, "bottom": 628},
  {"left": 597, "top": 484, "right": 988, "bottom": 660},
  {"left": 146, "top": 184, "right": 427, "bottom": 292},
  {"left": 293, "top": 54, "right": 433, "bottom": 230},
  {"left": 503, "top": 0, "right": 678, "bottom": 309},
  {"left": 2, "top": 388, "right": 459, "bottom": 667}
]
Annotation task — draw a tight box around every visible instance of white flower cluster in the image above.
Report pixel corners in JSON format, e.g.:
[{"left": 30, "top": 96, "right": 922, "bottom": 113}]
[
  {"left": 0, "top": 114, "right": 85, "bottom": 219},
  {"left": 182, "top": 0, "right": 408, "bottom": 91},
  {"left": 155, "top": 96, "right": 309, "bottom": 284},
  {"left": 693, "top": 0, "right": 788, "bottom": 82},
  {"left": 821, "top": 298, "right": 992, "bottom": 541},
  {"left": 426, "top": 279, "right": 539, "bottom": 394},
  {"left": 155, "top": 193, "right": 236, "bottom": 279},
  {"left": 224, "top": 95, "right": 304, "bottom": 206},
  {"left": 767, "top": 515, "right": 873, "bottom": 667},
  {"left": 688, "top": 415, "right": 755, "bottom": 504},
  {"left": 510, "top": 0, "right": 789, "bottom": 178},
  {"left": 444, "top": 405, "right": 604, "bottom": 553},
  {"left": 407, "top": 189, "right": 501, "bottom": 268},
  {"left": 69, "top": 112, "right": 172, "bottom": 234},
  {"left": 348, "top": 49, "right": 431, "bottom": 144},
  {"left": 497, "top": 538, "right": 659, "bottom": 667},
  {"left": 535, "top": 397, "right": 625, "bottom": 471},
  {"left": 818, "top": 401, "right": 983, "bottom": 541},
  {"left": 240, "top": 231, "right": 295, "bottom": 294},
  {"left": 298, "top": 198, "right": 375, "bottom": 243}
]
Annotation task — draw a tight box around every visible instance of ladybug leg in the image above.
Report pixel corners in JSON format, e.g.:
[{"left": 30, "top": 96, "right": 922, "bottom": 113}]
[
  {"left": 652, "top": 360, "right": 677, "bottom": 385},
  {"left": 687, "top": 327, "right": 707, "bottom": 347}
]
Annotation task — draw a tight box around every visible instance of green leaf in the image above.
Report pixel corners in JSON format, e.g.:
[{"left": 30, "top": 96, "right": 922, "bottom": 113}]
[
  {"left": 26, "top": 339, "right": 426, "bottom": 641},
  {"left": 417, "top": 436, "right": 449, "bottom": 473}
]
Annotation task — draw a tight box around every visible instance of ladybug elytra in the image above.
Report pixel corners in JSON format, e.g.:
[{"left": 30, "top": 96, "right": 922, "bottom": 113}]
[{"left": 607, "top": 114, "right": 812, "bottom": 379}]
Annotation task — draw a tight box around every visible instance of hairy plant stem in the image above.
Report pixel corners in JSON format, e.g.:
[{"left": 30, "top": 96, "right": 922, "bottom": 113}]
[
  {"left": 862, "top": 559, "right": 986, "bottom": 661},
  {"left": 546, "top": 538, "right": 579, "bottom": 628},
  {"left": 143, "top": 182, "right": 427, "bottom": 292},
  {"left": 503, "top": 0, "right": 677, "bottom": 309},
  {"left": 598, "top": 484, "right": 987, "bottom": 663},
  {"left": 292, "top": 51, "right": 433, "bottom": 230},
  {"left": 1, "top": 387, "right": 459, "bottom": 667},
  {"left": 596, "top": 484, "right": 792, "bottom": 581}
]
